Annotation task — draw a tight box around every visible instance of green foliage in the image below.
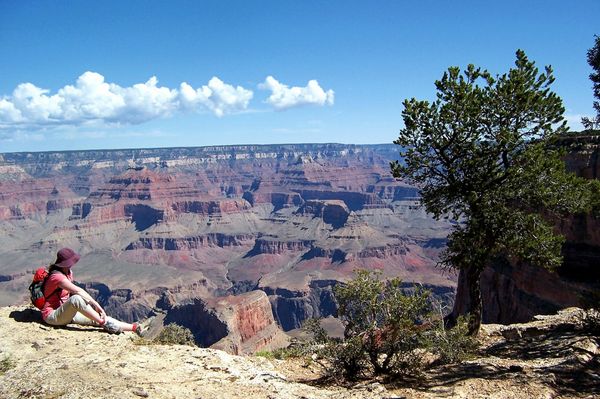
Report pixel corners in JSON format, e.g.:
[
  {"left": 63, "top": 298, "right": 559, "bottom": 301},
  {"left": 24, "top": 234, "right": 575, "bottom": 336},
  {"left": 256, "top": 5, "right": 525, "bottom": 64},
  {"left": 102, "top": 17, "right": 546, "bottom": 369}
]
[
  {"left": 588, "top": 178, "right": 600, "bottom": 218},
  {"left": 335, "top": 270, "right": 431, "bottom": 377},
  {"left": 391, "top": 50, "right": 591, "bottom": 333},
  {"left": 319, "top": 335, "right": 371, "bottom": 381},
  {"left": 153, "top": 323, "right": 196, "bottom": 346},
  {"left": 254, "top": 350, "right": 275, "bottom": 359},
  {"left": 255, "top": 346, "right": 305, "bottom": 360},
  {"left": 582, "top": 35, "right": 600, "bottom": 130},
  {"left": 304, "top": 270, "right": 477, "bottom": 382},
  {"left": 302, "top": 317, "right": 329, "bottom": 344},
  {"left": 0, "top": 355, "right": 15, "bottom": 374},
  {"left": 426, "top": 316, "right": 478, "bottom": 364}
]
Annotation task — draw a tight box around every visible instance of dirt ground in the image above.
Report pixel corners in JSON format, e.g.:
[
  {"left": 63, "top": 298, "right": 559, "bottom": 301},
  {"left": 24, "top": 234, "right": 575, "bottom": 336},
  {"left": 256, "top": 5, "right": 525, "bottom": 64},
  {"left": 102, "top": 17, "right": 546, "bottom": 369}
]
[{"left": 1, "top": 306, "right": 598, "bottom": 399}]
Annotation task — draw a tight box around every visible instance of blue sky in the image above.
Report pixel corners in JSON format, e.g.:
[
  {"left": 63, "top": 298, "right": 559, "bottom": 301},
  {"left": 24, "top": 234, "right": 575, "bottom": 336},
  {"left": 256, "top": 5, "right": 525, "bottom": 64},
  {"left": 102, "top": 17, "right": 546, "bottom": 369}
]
[{"left": 0, "top": 1, "right": 599, "bottom": 152}]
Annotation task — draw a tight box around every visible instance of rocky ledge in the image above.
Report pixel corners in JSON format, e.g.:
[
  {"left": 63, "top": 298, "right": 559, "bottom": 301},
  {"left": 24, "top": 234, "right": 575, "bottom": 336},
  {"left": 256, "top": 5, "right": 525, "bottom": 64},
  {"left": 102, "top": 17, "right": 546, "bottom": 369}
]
[{"left": 1, "top": 306, "right": 598, "bottom": 398}]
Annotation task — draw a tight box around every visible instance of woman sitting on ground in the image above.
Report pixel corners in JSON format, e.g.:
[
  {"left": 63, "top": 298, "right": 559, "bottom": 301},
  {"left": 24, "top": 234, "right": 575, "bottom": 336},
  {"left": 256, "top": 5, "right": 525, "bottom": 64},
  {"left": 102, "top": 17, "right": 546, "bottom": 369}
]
[{"left": 41, "top": 247, "right": 145, "bottom": 336}]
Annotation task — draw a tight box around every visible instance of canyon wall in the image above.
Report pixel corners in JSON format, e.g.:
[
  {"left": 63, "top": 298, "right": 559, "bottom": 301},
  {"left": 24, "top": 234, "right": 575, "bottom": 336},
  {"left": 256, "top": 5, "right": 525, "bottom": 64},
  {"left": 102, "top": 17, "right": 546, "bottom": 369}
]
[{"left": 0, "top": 143, "right": 455, "bottom": 348}]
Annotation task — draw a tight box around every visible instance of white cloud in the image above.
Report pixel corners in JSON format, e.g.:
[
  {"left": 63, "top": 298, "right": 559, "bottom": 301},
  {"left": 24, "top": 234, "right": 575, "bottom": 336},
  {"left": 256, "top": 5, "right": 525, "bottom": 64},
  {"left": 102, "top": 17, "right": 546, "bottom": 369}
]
[
  {"left": 179, "top": 77, "right": 253, "bottom": 117},
  {"left": 0, "top": 98, "right": 23, "bottom": 123},
  {"left": 0, "top": 72, "right": 253, "bottom": 128},
  {"left": 260, "top": 76, "right": 334, "bottom": 110}
]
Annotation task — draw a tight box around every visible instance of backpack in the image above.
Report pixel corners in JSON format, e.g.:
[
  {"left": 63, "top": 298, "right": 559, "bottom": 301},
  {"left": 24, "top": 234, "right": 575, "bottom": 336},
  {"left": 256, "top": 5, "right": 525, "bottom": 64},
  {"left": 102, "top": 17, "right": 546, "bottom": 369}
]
[{"left": 28, "top": 267, "right": 60, "bottom": 309}]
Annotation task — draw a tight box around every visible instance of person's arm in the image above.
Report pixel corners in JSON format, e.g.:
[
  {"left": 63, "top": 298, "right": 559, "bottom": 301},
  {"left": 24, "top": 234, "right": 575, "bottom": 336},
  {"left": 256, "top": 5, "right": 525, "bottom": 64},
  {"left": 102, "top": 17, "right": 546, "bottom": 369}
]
[{"left": 57, "top": 278, "right": 107, "bottom": 320}]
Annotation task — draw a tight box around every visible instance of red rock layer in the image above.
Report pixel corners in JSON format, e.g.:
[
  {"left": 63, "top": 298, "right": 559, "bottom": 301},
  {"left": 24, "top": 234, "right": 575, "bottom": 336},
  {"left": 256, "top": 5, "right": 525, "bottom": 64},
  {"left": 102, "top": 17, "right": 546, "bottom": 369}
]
[
  {"left": 209, "top": 291, "right": 290, "bottom": 355},
  {"left": 0, "top": 179, "right": 80, "bottom": 220},
  {"left": 126, "top": 233, "right": 255, "bottom": 250}
]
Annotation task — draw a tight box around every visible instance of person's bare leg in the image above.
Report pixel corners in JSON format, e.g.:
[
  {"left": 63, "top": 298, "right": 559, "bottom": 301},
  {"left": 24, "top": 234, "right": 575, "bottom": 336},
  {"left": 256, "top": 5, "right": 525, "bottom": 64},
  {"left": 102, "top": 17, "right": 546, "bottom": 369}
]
[{"left": 111, "top": 319, "right": 137, "bottom": 332}]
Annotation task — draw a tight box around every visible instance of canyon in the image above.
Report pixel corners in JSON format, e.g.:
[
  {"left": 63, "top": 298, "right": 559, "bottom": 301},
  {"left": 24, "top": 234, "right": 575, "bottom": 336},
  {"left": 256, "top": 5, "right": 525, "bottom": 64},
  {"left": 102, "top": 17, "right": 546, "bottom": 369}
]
[
  {"left": 2, "top": 138, "right": 597, "bottom": 353},
  {"left": 0, "top": 143, "right": 454, "bottom": 352}
]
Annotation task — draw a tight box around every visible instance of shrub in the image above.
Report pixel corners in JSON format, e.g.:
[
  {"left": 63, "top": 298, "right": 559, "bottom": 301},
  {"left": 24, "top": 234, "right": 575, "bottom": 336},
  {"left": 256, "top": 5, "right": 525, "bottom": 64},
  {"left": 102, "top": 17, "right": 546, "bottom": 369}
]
[
  {"left": 426, "top": 315, "right": 478, "bottom": 364},
  {"left": 303, "top": 270, "right": 430, "bottom": 380},
  {"left": 304, "top": 270, "right": 478, "bottom": 382},
  {"left": 302, "top": 317, "right": 329, "bottom": 344},
  {"left": 153, "top": 323, "right": 196, "bottom": 346},
  {"left": 255, "top": 347, "right": 305, "bottom": 360}
]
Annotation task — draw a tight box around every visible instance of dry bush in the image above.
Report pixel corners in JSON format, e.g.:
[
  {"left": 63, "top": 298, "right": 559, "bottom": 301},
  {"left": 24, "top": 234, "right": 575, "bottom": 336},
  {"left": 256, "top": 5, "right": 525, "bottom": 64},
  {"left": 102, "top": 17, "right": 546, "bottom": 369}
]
[{"left": 153, "top": 323, "right": 196, "bottom": 346}]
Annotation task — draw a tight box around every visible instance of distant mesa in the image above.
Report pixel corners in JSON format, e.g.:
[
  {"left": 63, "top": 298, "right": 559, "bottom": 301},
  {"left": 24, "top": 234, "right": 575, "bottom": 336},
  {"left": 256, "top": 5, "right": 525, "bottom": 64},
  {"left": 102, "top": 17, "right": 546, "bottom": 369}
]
[{"left": 296, "top": 199, "right": 350, "bottom": 228}]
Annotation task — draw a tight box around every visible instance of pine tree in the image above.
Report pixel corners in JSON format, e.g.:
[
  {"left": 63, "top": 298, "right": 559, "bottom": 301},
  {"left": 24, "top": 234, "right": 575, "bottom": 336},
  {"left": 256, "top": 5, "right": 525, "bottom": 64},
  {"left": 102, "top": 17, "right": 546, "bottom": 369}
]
[
  {"left": 392, "top": 50, "right": 591, "bottom": 334},
  {"left": 582, "top": 35, "right": 600, "bottom": 130}
]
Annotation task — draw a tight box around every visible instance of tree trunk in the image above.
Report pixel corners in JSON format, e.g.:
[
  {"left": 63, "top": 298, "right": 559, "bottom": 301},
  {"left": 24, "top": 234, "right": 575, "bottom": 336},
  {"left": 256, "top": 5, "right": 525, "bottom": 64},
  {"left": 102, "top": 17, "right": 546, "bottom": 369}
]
[
  {"left": 465, "top": 265, "right": 483, "bottom": 335},
  {"left": 446, "top": 265, "right": 484, "bottom": 335}
]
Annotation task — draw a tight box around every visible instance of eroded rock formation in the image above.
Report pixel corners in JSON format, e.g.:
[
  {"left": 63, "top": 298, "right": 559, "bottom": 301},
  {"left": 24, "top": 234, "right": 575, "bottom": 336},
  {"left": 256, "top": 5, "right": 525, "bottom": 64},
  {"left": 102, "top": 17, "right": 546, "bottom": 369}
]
[{"left": 0, "top": 143, "right": 455, "bottom": 346}]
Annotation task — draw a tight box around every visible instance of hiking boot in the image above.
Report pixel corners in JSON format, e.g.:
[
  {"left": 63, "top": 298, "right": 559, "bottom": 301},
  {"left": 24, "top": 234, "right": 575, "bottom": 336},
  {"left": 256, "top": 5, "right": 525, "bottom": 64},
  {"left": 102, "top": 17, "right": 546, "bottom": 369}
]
[
  {"left": 133, "top": 323, "right": 146, "bottom": 338},
  {"left": 102, "top": 318, "right": 122, "bottom": 334},
  {"left": 134, "top": 315, "right": 156, "bottom": 338}
]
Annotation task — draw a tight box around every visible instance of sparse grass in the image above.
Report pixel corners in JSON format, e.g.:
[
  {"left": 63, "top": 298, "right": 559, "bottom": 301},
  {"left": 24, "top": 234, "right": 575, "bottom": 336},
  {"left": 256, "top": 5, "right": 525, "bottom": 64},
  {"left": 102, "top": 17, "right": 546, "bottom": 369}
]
[
  {"left": 255, "top": 350, "right": 275, "bottom": 359},
  {"left": 255, "top": 346, "right": 305, "bottom": 360},
  {"left": 0, "top": 355, "right": 15, "bottom": 374}
]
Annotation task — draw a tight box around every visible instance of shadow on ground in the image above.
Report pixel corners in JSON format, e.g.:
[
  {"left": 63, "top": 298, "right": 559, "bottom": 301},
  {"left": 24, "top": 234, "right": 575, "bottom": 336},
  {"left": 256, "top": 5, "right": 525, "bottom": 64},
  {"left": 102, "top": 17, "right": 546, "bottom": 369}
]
[
  {"left": 484, "top": 331, "right": 600, "bottom": 397},
  {"left": 298, "top": 328, "right": 599, "bottom": 398},
  {"left": 9, "top": 308, "right": 106, "bottom": 334},
  {"left": 9, "top": 308, "right": 44, "bottom": 323}
]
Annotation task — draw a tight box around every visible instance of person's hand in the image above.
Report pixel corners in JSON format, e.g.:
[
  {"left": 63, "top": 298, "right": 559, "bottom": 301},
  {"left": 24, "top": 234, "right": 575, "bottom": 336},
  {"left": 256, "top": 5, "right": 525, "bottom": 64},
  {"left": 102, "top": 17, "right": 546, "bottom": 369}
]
[
  {"left": 92, "top": 301, "right": 106, "bottom": 319},
  {"left": 98, "top": 306, "right": 107, "bottom": 319}
]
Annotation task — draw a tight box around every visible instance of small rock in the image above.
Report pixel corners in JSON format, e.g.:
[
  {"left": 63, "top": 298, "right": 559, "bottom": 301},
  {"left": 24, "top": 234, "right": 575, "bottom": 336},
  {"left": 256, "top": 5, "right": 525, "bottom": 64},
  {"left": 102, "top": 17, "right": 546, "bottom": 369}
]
[
  {"left": 576, "top": 352, "right": 593, "bottom": 363},
  {"left": 132, "top": 388, "right": 149, "bottom": 397},
  {"left": 501, "top": 328, "right": 522, "bottom": 340},
  {"left": 31, "top": 342, "right": 41, "bottom": 350},
  {"left": 508, "top": 365, "right": 523, "bottom": 372},
  {"left": 208, "top": 366, "right": 229, "bottom": 372},
  {"left": 573, "top": 338, "right": 600, "bottom": 355},
  {"left": 367, "top": 382, "right": 386, "bottom": 393}
]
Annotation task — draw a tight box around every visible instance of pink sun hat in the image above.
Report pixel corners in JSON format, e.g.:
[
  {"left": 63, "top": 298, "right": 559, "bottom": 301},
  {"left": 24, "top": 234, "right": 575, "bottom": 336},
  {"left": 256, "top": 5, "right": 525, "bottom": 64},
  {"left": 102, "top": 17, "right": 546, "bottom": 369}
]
[{"left": 54, "top": 248, "right": 81, "bottom": 268}]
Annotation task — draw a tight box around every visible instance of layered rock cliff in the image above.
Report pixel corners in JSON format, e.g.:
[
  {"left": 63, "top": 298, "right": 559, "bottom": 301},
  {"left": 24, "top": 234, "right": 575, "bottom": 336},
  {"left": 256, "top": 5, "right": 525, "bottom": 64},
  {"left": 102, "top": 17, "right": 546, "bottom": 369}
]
[{"left": 0, "top": 143, "right": 454, "bottom": 347}]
